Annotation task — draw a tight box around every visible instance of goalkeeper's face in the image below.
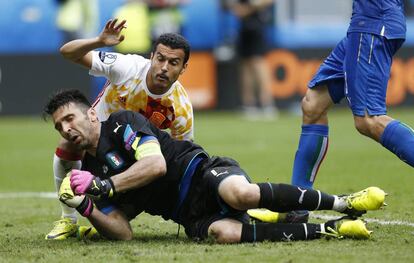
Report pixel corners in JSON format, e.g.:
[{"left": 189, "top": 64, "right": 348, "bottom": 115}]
[{"left": 52, "top": 103, "right": 100, "bottom": 150}]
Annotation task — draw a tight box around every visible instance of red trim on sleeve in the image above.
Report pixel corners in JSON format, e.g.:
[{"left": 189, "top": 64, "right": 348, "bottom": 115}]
[
  {"left": 55, "top": 148, "right": 82, "bottom": 161},
  {"left": 92, "top": 80, "right": 111, "bottom": 108}
]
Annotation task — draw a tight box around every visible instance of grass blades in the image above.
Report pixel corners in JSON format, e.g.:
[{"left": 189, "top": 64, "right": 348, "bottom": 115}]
[{"left": 0, "top": 108, "right": 413, "bottom": 262}]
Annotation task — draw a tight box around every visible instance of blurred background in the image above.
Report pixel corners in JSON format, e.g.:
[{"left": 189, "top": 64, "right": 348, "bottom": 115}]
[{"left": 0, "top": 0, "right": 414, "bottom": 115}]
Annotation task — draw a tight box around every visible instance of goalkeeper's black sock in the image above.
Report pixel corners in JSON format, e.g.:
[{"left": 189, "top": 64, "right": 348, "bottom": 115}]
[
  {"left": 240, "top": 222, "right": 322, "bottom": 242},
  {"left": 257, "top": 183, "right": 335, "bottom": 212}
]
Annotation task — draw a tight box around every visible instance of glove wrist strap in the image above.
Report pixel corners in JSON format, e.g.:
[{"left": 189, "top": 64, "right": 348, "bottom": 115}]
[
  {"left": 76, "top": 196, "right": 94, "bottom": 217},
  {"left": 105, "top": 178, "right": 116, "bottom": 197}
]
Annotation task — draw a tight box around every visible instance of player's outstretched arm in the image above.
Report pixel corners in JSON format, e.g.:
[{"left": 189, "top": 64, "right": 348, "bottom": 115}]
[
  {"left": 229, "top": 0, "right": 273, "bottom": 18},
  {"left": 59, "top": 19, "right": 127, "bottom": 69},
  {"left": 250, "top": 0, "right": 274, "bottom": 9}
]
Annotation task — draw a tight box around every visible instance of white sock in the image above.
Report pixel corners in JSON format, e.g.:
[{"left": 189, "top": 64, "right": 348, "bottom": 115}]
[
  {"left": 53, "top": 154, "right": 81, "bottom": 223},
  {"left": 332, "top": 195, "right": 347, "bottom": 212},
  {"left": 320, "top": 223, "right": 326, "bottom": 233}
]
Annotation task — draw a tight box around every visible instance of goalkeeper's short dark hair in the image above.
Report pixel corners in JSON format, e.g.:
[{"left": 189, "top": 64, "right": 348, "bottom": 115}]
[
  {"left": 153, "top": 33, "right": 191, "bottom": 64},
  {"left": 43, "top": 89, "right": 91, "bottom": 119}
]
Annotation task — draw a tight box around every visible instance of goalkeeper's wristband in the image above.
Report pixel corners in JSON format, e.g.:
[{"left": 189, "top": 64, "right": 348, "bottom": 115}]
[
  {"left": 88, "top": 177, "right": 116, "bottom": 198},
  {"left": 76, "top": 196, "right": 94, "bottom": 217},
  {"left": 105, "top": 178, "right": 116, "bottom": 197}
]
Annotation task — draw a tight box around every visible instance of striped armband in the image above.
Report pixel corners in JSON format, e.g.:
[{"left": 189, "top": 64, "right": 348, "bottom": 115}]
[{"left": 134, "top": 141, "right": 162, "bottom": 160}]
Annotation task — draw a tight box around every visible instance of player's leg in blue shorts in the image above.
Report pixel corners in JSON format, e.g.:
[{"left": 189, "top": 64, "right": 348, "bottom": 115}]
[
  {"left": 291, "top": 37, "right": 347, "bottom": 189},
  {"left": 292, "top": 32, "right": 414, "bottom": 192},
  {"left": 345, "top": 33, "right": 414, "bottom": 167}
]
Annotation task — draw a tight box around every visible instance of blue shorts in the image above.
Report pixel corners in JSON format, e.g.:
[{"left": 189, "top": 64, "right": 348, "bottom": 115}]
[{"left": 308, "top": 33, "right": 404, "bottom": 116}]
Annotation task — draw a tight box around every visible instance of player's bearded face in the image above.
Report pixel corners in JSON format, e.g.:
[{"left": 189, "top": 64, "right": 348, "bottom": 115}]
[
  {"left": 149, "top": 44, "right": 187, "bottom": 92},
  {"left": 53, "top": 104, "right": 97, "bottom": 150}
]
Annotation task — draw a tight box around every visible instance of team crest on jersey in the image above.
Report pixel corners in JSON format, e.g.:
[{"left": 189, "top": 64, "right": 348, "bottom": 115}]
[
  {"left": 140, "top": 97, "right": 175, "bottom": 129},
  {"left": 118, "top": 96, "right": 127, "bottom": 106},
  {"left": 99, "top": 51, "right": 117, "bottom": 64},
  {"left": 149, "top": 112, "right": 166, "bottom": 128},
  {"left": 123, "top": 124, "right": 138, "bottom": 150},
  {"left": 105, "top": 151, "right": 124, "bottom": 169}
]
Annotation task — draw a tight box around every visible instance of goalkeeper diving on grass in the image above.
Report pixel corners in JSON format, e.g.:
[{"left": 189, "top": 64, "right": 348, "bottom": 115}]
[{"left": 43, "top": 89, "right": 387, "bottom": 243}]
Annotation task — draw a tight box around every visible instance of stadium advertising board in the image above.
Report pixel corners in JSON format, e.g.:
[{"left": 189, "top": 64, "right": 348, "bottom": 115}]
[
  {"left": 0, "top": 47, "right": 413, "bottom": 115},
  {"left": 266, "top": 48, "right": 414, "bottom": 106}
]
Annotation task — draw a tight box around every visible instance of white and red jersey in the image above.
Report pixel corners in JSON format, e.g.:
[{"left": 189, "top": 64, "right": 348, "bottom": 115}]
[{"left": 89, "top": 51, "right": 194, "bottom": 141}]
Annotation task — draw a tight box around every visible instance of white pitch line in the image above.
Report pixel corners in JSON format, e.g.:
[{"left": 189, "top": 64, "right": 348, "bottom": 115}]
[
  {"left": 0, "top": 192, "right": 56, "bottom": 199},
  {"left": 311, "top": 213, "right": 414, "bottom": 228},
  {"left": 1, "top": 192, "right": 414, "bottom": 228}
]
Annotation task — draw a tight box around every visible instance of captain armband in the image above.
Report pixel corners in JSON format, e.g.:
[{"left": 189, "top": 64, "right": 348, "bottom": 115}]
[{"left": 134, "top": 141, "right": 162, "bottom": 160}]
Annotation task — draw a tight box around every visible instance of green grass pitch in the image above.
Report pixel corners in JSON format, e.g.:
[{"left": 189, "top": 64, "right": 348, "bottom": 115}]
[{"left": 0, "top": 108, "right": 413, "bottom": 262}]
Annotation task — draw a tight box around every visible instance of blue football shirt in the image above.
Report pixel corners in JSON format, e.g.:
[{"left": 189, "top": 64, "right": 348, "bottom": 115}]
[{"left": 348, "top": 0, "right": 406, "bottom": 39}]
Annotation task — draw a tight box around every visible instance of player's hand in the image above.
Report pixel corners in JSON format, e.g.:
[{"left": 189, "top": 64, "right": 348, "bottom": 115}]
[
  {"left": 70, "top": 169, "right": 115, "bottom": 198},
  {"left": 98, "top": 18, "right": 127, "bottom": 46},
  {"left": 59, "top": 176, "right": 93, "bottom": 217}
]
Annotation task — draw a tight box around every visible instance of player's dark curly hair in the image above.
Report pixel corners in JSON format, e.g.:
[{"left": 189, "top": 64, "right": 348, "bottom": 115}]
[
  {"left": 43, "top": 89, "right": 91, "bottom": 119},
  {"left": 153, "top": 33, "right": 191, "bottom": 64}
]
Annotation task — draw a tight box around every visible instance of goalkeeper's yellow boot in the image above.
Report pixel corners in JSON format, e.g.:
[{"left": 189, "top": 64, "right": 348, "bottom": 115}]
[
  {"left": 342, "top": 187, "right": 386, "bottom": 216},
  {"left": 77, "top": 226, "right": 100, "bottom": 240},
  {"left": 45, "top": 218, "right": 78, "bottom": 240},
  {"left": 322, "top": 217, "right": 372, "bottom": 239},
  {"left": 248, "top": 209, "right": 280, "bottom": 223},
  {"left": 247, "top": 209, "right": 309, "bottom": 223}
]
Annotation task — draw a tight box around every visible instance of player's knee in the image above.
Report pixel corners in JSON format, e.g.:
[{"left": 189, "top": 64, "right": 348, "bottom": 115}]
[
  {"left": 117, "top": 229, "right": 134, "bottom": 241},
  {"left": 104, "top": 229, "right": 133, "bottom": 241},
  {"left": 208, "top": 222, "right": 240, "bottom": 244},
  {"left": 229, "top": 184, "right": 259, "bottom": 210},
  {"left": 354, "top": 118, "right": 370, "bottom": 136},
  {"left": 354, "top": 116, "right": 377, "bottom": 138},
  {"left": 120, "top": 231, "right": 133, "bottom": 241},
  {"left": 354, "top": 116, "right": 388, "bottom": 141},
  {"left": 301, "top": 96, "right": 325, "bottom": 124}
]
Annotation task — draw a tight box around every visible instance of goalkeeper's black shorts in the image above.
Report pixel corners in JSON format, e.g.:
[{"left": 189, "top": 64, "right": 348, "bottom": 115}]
[{"left": 179, "top": 156, "right": 252, "bottom": 241}]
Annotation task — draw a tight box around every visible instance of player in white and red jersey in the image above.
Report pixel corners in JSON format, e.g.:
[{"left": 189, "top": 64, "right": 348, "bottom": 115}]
[
  {"left": 90, "top": 47, "right": 193, "bottom": 140},
  {"left": 45, "top": 18, "right": 193, "bottom": 239}
]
